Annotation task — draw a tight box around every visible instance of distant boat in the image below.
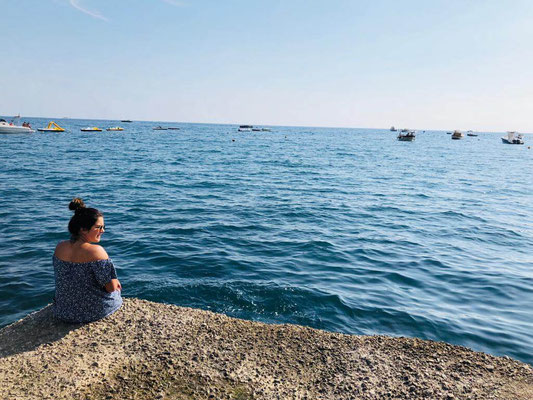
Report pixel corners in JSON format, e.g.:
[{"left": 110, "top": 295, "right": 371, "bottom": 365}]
[
  {"left": 252, "top": 128, "right": 261, "bottom": 131},
  {"left": 121, "top": 120, "right": 133, "bottom": 123},
  {"left": 446, "top": 132, "right": 452, "bottom": 134},
  {"left": 106, "top": 127, "right": 124, "bottom": 131},
  {"left": 0, "top": 117, "right": 34, "bottom": 134},
  {"left": 38, "top": 121, "right": 65, "bottom": 132},
  {"left": 167, "top": 127, "right": 180, "bottom": 130},
  {"left": 390, "top": 126, "right": 397, "bottom": 131},
  {"left": 466, "top": 130, "right": 478, "bottom": 137},
  {"left": 153, "top": 126, "right": 168, "bottom": 130},
  {"left": 238, "top": 125, "right": 253, "bottom": 132},
  {"left": 501, "top": 131, "right": 524, "bottom": 144},
  {"left": 451, "top": 130, "right": 464, "bottom": 140},
  {"left": 81, "top": 127, "right": 102, "bottom": 132},
  {"left": 397, "top": 130, "right": 416, "bottom": 141},
  {"left": 261, "top": 128, "right": 272, "bottom": 132}
]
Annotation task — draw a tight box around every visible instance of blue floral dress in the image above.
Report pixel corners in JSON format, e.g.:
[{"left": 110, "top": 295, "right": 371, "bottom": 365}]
[{"left": 52, "top": 255, "right": 123, "bottom": 323}]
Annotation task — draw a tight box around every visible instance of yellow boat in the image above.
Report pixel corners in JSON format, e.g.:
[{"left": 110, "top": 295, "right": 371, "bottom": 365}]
[
  {"left": 38, "top": 121, "right": 65, "bottom": 132},
  {"left": 81, "top": 127, "right": 102, "bottom": 132},
  {"left": 106, "top": 127, "right": 124, "bottom": 131}
]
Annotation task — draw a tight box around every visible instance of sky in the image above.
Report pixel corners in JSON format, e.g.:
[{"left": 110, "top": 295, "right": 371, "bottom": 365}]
[{"left": 1, "top": 0, "right": 533, "bottom": 131}]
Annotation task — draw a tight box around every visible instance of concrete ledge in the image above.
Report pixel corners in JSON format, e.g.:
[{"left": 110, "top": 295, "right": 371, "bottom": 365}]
[{"left": 1, "top": 298, "right": 531, "bottom": 399}]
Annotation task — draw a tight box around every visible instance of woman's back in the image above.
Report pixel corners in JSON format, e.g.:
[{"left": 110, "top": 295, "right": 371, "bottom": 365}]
[{"left": 52, "top": 255, "right": 122, "bottom": 323}]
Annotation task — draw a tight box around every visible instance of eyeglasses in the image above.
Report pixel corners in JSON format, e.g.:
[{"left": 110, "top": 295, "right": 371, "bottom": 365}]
[{"left": 93, "top": 225, "right": 106, "bottom": 231}]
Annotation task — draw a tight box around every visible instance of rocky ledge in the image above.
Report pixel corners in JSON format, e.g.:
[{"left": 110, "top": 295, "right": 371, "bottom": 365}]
[{"left": 0, "top": 298, "right": 531, "bottom": 399}]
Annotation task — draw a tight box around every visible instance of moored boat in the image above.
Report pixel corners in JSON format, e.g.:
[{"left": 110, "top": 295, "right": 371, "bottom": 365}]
[
  {"left": 238, "top": 125, "right": 253, "bottom": 132},
  {"left": 81, "top": 127, "right": 102, "bottom": 132},
  {"left": 0, "top": 117, "right": 34, "bottom": 134},
  {"left": 501, "top": 131, "right": 524, "bottom": 144},
  {"left": 451, "top": 130, "right": 464, "bottom": 140},
  {"left": 397, "top": 130, "right": 416, "bottom": 141},
  {"left": 38, "top": 121, "right": 65, "bottom": 132},
  {"left": 106, "top": 127, "right": 124, "bottom": 131}
]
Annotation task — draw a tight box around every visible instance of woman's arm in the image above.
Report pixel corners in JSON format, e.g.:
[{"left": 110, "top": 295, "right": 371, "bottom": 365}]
[{"left": 105, "top": 279, "right": 122, "bottom": 293}]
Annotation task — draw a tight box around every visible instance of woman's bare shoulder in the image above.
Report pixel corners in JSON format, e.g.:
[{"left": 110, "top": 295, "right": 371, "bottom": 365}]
[
  {"left": 54, "top": 241, "right": 72, "bottom": 257},
  {"left": 85, "top": 244, "right": 109, "bottom": 261},
  {"left": 54, "top": 241, "right": 109, "bottom": 263}
]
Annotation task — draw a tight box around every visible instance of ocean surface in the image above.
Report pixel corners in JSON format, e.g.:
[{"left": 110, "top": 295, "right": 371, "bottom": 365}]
[{"left": 0, "top": 118, "right": 531, "bottom": 365}]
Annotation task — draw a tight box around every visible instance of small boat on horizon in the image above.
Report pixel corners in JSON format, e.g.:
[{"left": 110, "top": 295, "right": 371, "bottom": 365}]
[
  {"left": 466, "top": 130, "right": 478, "bottom": 137},
  {"left": 238, "top": 125, "right": 253, "bottom": 132},
  {"left": 390, "top": 126, "right": 397, "bottom": 132},
  {"left": 0, "top": 116, "right": 34, "bottom": 134},
  {"left": 38, "top": 121, "right": 65, "bottom": 132},
  {"left": 397, "top": 130, "right": 416, "bottom": 141},
  {"left": 81, "top": 127, "right": 102, "bottom": 132},
  {"left": 121, "top": 120, "right": 133, "bottom": 123},
  {"left": 501, "top": 131, "right": 524, "bottom": 144},
  {"left": 106, "top": 127, "right": 124, "bottom": 131},
  {"left": 167, "top": 127, "right": 180, "bottom": 130},
  {"left": 153, "top": 126, "right": 168, "bottom": 130},
  {"left": 451, "top": 130, "right": 464, "bottom": 140}
]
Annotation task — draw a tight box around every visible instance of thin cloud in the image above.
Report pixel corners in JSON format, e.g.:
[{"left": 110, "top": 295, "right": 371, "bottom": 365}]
[
  {"left": 69, "top": 0, "right": 109, "bottom": 22},
  {"left": 161, "top": 0, "right": 185, "bottom": 7}
]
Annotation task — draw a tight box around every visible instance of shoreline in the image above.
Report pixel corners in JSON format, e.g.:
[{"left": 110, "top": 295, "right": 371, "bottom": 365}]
[{"left": 1, "top": 298, "right": 531, "bottom": 399}]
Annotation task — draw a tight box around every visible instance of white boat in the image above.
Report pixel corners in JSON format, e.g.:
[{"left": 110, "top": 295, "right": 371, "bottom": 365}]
[
  {"left": 238, "top": 125, "right": 253, "bottom": 132},
  {"left": 451, "top": 130, "right": 464, "bottom": 140},
  {"left": 397, "top": 130, "right": 416, "bottom": 141},
  {"left": 501, "top": 131, "right": 524, "bottom": 144},
  {"left": 0, "top": 118, "right": 34, "bottom": 134},
  {"left": 106, "top": 127, "right": 124, "bottom": 131},
  {"left": 466, "top": 130, "right": 478, "bottom": 137},
  {"left": 81, "top": 127, "right": 102, "bottom": 132}
]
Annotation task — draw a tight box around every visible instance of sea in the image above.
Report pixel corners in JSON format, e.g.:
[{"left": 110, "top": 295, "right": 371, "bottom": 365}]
[{"left": 0, "top": 118, "right": 531, "bottom": 365}]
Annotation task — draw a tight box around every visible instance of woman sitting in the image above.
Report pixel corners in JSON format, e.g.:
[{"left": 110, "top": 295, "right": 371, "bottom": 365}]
[{"left": 53, "top": 198, "right": 122, "bottom": 323}]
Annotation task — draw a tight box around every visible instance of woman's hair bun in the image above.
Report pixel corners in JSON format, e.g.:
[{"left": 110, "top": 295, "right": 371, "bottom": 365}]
[{"left": 69, "top": 198, "right": 86, "bottom": 212}]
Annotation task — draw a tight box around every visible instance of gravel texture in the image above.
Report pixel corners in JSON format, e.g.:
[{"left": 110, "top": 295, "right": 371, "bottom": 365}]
[{"left": 0, "top": 298, "right": 531, "bottom": 399}]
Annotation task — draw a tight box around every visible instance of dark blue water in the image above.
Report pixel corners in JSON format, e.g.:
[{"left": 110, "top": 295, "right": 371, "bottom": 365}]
[{"left": 1, "top": 118, "right": 532, "bottom": 364}]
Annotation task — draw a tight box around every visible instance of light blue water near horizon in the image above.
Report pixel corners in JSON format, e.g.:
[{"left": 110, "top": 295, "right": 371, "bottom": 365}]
[{"left": 0, "top": 118, "right": 532, "bottom": 365}]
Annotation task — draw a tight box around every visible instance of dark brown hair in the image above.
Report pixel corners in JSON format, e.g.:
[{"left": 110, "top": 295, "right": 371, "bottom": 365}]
[{"left": 68, "top": 198, "right": 103, "bottom": 241}]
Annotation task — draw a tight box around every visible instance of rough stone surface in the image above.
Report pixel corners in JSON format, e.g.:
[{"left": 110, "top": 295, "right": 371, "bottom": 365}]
[{"left": 0, "top": 298, "right": 531, "bottom": 399}]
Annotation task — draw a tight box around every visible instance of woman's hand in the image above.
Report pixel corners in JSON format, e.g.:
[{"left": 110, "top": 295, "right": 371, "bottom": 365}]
[{"left": 105, "top": 279, "right": 122, "bottom": 293}]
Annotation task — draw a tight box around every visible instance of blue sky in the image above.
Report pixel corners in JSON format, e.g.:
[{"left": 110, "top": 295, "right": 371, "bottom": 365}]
[{"left": 2, "top": 0, "right": 533, "bottom": 131}]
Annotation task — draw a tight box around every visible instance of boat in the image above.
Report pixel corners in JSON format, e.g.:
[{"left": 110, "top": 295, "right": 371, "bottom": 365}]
[
  {"left": 238, "top": 125, "right": 253, "bottom": 132},
  {"left": 390, "top": 126, "right": 397, "bottom": 131},
  {"left": 153, "top": 126, "right": 168, "bottom": 130},
  {"left": 121, "top": 120, "right": 133, "bottom": 123},
  {"left": 167, "top": 127, "right": 180, "bottom": 130},
  {"left": 466, "top": 130, "right": 478, "bottom": 137},
  {"left": 106, "top": 127, "right": 124, "bottom": 131},
  {"left": 451, "top": 130, "right": 464, "bottom": 140},
  {"left": 38, "top": 121, "right": 65, "bottom": 132},
  {"left": 446, "top": 132, "right": 452, "bottom": 134},
  {"left": 261, "top": 128, "right": 272, "bottom": 132},
  {"left": 501, "top": 131, "right": 524, "bottom": 144},
  {"left": 81, "top": 127, "right": 102, "bottom": 132},
  {"left": 0, "top": 117, "right": 34, "bottom": 134},
  {"left": 252, "top": 128, "right": 261, "bottom": 131},
  {"left": 397, "top": 130, "right": 416, "bottom": 141}
]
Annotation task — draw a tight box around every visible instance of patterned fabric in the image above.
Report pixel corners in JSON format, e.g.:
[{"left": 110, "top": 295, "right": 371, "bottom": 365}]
[{"left": 52, "top": 255, "right": 123, "bottom": 323}]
